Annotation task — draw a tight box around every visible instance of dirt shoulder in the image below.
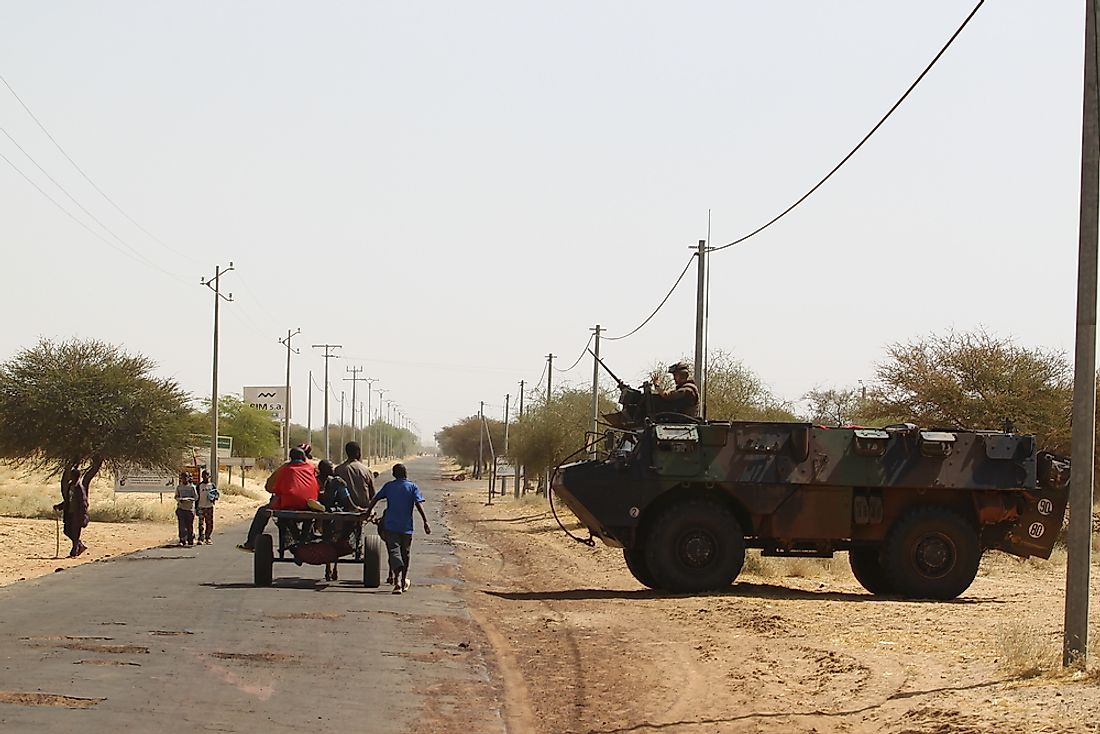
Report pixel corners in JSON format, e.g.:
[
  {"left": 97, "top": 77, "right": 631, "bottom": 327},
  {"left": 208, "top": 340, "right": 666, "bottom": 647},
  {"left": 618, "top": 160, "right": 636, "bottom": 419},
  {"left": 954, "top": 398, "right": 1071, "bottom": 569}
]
[{"left": 446, "top": 479, "right": 1100, "bottom": 734}]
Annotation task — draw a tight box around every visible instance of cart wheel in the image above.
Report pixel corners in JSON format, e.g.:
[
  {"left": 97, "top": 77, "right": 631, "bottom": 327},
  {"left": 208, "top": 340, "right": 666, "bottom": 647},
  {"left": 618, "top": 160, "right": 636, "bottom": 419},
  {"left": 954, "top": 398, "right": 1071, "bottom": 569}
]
[
  {"left": 362, "top": 535, "right": 381, "bottom": 588},
  {"left": 254, "top": 534, "right": 274, "bottom": 587}
]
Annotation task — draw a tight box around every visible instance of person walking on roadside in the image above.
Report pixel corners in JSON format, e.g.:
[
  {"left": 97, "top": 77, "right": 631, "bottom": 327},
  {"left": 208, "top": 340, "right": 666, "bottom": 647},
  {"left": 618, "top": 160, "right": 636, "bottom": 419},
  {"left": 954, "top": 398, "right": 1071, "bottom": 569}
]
[
  {"left": 364, "top": 463, "right": 430, "bottom": 595},
  {"left": 54, "top": 467, "right": 89, "bottom": 558},
  {"left": 196, "top": 470, "right": 219, "bottom": 544},
  {"left": 174, "top": 472, "right": 199, "bottom": 547},
  {"left": 335, "top": 441, "right": 375, "bottom": 507},
  {"left": 238, "top": 446, "right": 319, "bottom": 552}
]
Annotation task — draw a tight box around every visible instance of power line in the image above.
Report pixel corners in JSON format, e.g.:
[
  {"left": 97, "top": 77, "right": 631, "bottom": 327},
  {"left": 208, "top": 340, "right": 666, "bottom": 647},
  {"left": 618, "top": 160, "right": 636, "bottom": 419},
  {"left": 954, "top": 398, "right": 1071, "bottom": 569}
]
[
  {"left": 0, "top": 72, "right": 201, "bottom": 266},
  {"left": 554, "top": 334, "right": 594, "bottom": 373},
  {"left": 604, "top": 255, "right": 694, "bottom": 341},
  {"left": 709, "top": 0, "right": 986, "bottom": 254},
  {"left": 0, "top": 147, "right": 183, "bottom": 280}
]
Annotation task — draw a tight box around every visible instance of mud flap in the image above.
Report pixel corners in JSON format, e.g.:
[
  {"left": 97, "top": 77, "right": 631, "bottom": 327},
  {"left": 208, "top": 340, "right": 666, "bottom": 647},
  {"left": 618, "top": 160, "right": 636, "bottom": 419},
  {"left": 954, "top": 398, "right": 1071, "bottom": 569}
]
[{"left": 998, "top": 488, "right": 1069, "bottom": 559}]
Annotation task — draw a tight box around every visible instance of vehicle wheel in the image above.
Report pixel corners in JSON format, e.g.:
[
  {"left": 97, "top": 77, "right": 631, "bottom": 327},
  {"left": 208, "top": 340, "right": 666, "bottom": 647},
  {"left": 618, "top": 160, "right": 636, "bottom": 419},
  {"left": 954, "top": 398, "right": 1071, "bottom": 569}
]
[
  {"left": 254, "top": 534, "right": 274, "bottom": 587},
  {"left": 883, "top": 507, "right": 980, "bottom": 600},
  {"left": 644, "top": 498, "right": 745, "bottom": 592},
  {"left": 623, "top": 546, "right": 658, "bottom": 589},
  {"left": 362, "top": 535, "right": 382, "bottom": 588},
  {"left": 848, "top": 546, "right": 894, "bottom": 595}
]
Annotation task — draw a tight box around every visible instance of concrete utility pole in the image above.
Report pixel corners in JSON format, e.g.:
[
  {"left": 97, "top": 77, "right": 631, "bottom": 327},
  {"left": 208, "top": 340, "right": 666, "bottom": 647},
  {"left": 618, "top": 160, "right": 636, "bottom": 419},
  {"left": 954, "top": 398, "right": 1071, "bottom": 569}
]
[
  {"left": 503, "top": 394, "right": 510, "bottom": 455},
  {"left": 339, "top": 391, "right": 345, "bottom": 453},
  {"left": 546, "top": 354, "right": 555, "bottom": 402},
  {"left": 376, "top": 389, "right": 387, "bottom": 460},
  {"left": 518, "top": 380, "right": 525, "bottom": 418},
  {"left": 311, "top": 343, "right": 342, "bottom": 460},
  {"left": 1064, "top": 0, "right": 1099, "bottom": 668},
  {"left": 544, "top": 354, "right": 555, "bottom": 494},
  {"left": 279, "top": 328, "right": 300, "bottom": 458},
  {"left": 478, "top": 401, "right": 485, "bottom": 479},
  {"left": 364, "top": 378, "right": 377, "bottom": 460},
  {"left": 307, "top": 369, "right": 313, "bottom": 446},
  {"left": 694, "top": 239, "right": 707, "bottom": 401},
  {"left": 517, "top": 379, "right": 525, "bottom": 494},
  {"left": 344, "top": 366, "right": 368, "bottom": 439},
  {"left": 590, "top": 324, "right": 603, "bottom": 458},
  {"left": 201, "top": 262, "right": 234, "bottom": 477}
]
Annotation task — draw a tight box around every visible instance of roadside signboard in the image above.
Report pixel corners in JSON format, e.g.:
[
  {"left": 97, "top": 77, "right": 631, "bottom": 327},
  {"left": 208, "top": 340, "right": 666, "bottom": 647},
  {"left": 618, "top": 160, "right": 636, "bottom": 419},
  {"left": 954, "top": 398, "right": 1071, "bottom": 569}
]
[
  {"left": 243, "top": 385, "right": 289, "bottom": 422},
  {"left": 115, "top": 466, "right": 178, "bottom": 493},
  {"left": 189, "top": 434, "right": 233, "bottom": 460}
]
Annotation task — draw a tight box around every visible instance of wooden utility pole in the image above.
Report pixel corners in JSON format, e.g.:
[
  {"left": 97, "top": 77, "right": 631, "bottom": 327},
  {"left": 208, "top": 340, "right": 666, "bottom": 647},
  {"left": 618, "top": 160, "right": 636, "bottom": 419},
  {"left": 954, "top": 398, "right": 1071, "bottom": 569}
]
[{"left": 1064, "top": 0, "right": 1099, "bottom": 668}]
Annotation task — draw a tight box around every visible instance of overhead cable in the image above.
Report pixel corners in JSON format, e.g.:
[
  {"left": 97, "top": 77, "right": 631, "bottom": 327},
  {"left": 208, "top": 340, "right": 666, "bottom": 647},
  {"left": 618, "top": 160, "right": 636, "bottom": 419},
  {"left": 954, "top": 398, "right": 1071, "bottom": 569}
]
[
  {"left": 0, "top": 147, "right": 182, "bottom": 281},
  {"left": 709, "top": 0, "right": 985, "bottom": 254},
  {"left": 0, "top": 125, "right": 184, "bottom": 279},
  {"left": 554, "top": 334, "right": 594, "bottom": 373},
  {"left": 0, "top": 72, "right": 201, "bottom": 266},
  {"left": 604, "top": 255, "right": 694, "bottom": 341}
]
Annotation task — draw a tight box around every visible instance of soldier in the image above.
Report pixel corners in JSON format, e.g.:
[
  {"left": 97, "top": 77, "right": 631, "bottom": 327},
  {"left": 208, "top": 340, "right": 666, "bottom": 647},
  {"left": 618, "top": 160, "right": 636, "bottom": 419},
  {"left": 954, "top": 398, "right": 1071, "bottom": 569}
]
[{"left": 652, "top": 361, "right": 699, "bottom": 417}]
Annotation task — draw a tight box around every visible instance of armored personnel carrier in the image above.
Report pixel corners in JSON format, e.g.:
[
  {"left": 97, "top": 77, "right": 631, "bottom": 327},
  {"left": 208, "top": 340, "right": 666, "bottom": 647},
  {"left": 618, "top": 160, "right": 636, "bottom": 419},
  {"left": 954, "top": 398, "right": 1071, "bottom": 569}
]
[{"left": 552, "top": 403, "right": 1070, "bottom": 599}]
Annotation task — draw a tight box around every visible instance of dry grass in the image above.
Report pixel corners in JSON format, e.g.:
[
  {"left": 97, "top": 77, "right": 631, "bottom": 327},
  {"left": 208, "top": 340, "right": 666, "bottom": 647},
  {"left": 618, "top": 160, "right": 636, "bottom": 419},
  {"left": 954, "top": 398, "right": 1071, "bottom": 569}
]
[
  {"left": 0, "top": 464, "right": 264, "bottom": 524},
  {"left": 740, "top": 551, "right": 847, "bottom": 580},
  {"left": 996, "top": 622, "right": 1060, "bottom": 679}
]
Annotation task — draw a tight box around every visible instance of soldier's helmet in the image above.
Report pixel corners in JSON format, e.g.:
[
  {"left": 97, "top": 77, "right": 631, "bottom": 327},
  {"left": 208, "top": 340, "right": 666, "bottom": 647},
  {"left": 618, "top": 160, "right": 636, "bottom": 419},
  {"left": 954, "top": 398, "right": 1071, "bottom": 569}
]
[{"left": 668, "top": 361, "right": 691, "bottom": 374}]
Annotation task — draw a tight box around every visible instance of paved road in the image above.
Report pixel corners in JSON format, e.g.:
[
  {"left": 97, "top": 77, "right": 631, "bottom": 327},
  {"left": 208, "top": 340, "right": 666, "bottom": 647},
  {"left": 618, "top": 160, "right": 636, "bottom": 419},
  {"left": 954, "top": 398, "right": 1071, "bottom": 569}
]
[{"left": 0, "top": 456, "right": 504, "bottom": 733}]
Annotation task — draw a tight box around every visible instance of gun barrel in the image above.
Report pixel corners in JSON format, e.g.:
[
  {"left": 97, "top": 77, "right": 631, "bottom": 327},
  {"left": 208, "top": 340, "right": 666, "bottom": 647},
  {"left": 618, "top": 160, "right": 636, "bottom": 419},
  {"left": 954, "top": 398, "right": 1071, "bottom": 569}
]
[{"left": 588, "top": 349, "right": 626, "bottom": 388}]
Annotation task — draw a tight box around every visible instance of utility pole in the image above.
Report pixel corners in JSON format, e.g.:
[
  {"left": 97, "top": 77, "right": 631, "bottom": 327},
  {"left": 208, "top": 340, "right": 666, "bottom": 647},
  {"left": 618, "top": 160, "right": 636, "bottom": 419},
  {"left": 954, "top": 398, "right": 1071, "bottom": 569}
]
[
  {"left": 478, "top": 401, "right": 485, "bottom": 480},
  {"left": 344, "top": 366, "right": 369, "bottom": 447},
  {"left": 376, "top": 389, "right": 387, "bottom": 460},
  {"left": 544, "top": 354, "right": 554, "bottom": 494},
  {"left": 201, "top": 262, "right": 234, "bottom": 478},
  {"left": 307, "top": 369, "right": 313, "bottom": 447},
  {"left": 339, "top": 391, "right": 346, "bottom": 453},
  {"left": 1064, "top": 0, "right": 1098, "bottom": 668},
  {"left": 590, "top": 324, "right": 602, "bottom": 458},
  {"left": 311, "top": 343, "right": 342, "bottom": 459},
  {"left": 279, "top": 328, "right": 300, "bottom": 458},
  {"left": 365, "top": 379, "right": 376, "bottom": 460},
  {"left": 517, "top": 379, "right": 525, "bottom": 495},
  {"left": 503, "top": 394, "right": 510, "bottom": 455},
  {"left": 694, "top": 239, "right": 707, "bottom": 403},
  {"left": 518, "top": 380, "right": 525, "bottom": 418}
]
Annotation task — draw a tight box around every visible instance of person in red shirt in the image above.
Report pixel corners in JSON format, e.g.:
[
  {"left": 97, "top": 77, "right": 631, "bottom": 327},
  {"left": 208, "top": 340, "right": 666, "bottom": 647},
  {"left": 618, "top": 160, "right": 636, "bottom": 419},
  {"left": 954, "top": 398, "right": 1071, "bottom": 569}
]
[{"left": 237, "top": 447, "right": 319, "bottom": 552}]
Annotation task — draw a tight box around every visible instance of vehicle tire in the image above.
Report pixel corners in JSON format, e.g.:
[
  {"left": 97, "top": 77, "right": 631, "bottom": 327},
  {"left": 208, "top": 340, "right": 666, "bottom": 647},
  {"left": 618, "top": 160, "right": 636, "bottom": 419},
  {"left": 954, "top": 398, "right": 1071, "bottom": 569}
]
[
  {"left": 883, "top": 507, "right": 980, "bottom": 600},
  {"left": 644, "top": 498, "right": 745, "bottom": 593},
  {"left": 362, "top": 535, "right": 382, "bottom": 588},
  {"left": 623, "top": 546, "right": 658, "bottom": 589},
  {"left": 848, "top": 546, "right": 894, "bottom": 595},
  {"left": 254, "top": 534, "right": 274, "bottom": 587}
]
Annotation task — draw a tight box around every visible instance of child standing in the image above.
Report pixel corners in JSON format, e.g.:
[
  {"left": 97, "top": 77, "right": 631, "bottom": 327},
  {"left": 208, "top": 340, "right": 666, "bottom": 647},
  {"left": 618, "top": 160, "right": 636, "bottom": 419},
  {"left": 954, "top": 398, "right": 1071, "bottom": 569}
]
[
  {"left": 196, "top": 470, "right": 219, "bottom": 544},
  {"left": 174, "top": 472, "right": 198, "bottom": 547},
  {"left": 365, "top": 463, "right": 430, "bottom": 594}
]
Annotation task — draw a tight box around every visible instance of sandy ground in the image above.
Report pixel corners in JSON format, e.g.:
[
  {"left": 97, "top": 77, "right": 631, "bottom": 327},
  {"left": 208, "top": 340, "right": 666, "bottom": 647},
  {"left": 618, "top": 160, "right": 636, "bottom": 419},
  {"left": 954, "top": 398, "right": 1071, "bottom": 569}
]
[{"left": 446, "top": 476, "right": 1100, "bottom": 734}]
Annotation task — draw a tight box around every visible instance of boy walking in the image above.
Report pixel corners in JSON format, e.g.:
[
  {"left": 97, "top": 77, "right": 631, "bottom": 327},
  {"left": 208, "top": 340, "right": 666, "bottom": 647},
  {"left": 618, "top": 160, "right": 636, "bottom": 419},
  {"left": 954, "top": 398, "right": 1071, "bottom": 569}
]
[
  {"left": 196, "top": 470, "right": 219, "bottom": 544},
  {"left": 365, "top": 463, "right": 430, "bottom": 594}
]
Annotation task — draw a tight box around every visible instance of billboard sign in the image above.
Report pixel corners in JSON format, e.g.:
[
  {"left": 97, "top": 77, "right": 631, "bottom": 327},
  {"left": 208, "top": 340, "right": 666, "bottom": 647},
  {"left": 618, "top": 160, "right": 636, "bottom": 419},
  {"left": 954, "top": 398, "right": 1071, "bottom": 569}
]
[
  {"left": 189, "top": 434, "right": 233, "bottom": 460},
  {"left": 244, "top": 385, "right": 289, "bottom": 422},
  {"left": 115, "top": 466, "right": 178, "bottom": 493}
]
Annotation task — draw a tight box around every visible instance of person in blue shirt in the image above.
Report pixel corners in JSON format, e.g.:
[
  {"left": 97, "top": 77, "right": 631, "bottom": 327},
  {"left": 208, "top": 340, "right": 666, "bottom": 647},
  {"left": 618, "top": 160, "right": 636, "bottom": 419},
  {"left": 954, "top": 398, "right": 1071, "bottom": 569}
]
[{"left": 365, "top": 463, "right": 430, "bottom": 594}]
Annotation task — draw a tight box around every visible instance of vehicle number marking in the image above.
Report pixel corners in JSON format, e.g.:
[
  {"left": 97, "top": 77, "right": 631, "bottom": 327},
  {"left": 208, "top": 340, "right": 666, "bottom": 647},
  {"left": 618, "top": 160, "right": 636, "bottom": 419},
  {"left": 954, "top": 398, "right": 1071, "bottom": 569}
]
[
  {"left": 1037, "top": 498, "right": 1053, "bottom": 516},
  {"left": 1028, "top": 522, "right": 1045, "bottom": 539},
  {"left": 629, "top": 506, "right": 640, "bottom": 519}
]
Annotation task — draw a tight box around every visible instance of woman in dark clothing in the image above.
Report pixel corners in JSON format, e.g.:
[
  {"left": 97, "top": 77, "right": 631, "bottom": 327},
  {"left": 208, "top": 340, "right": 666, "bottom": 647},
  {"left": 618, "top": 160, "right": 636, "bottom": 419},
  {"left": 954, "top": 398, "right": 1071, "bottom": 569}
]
[{"left": 54, "top": 467, "right": 89, "bottom": 557}]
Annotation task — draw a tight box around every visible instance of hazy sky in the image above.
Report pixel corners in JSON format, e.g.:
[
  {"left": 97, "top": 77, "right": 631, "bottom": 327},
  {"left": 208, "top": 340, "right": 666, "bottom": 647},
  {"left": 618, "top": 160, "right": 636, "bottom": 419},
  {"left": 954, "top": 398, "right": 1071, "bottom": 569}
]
[{"left": 0, "top": 2, "right": 1088, "bottom": 446}]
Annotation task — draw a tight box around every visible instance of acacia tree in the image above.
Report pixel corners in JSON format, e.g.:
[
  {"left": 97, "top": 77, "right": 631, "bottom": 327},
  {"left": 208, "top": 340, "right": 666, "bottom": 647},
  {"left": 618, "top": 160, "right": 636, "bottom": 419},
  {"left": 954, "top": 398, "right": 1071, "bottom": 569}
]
[
  {"left": 508, "top": 387, "right": 618, "bottom": 476},
  {"left": 866, "top": 330, "right": 1073, "bottom": 453},
  {"left": 0, "top": 338, "right": 192, "bottom": 485},
  {"left": 190, "top": 395, "right": 280, "bottom": 459},
  {"left": 435, "top": 415, "right": 504, "bottom": 471}
]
